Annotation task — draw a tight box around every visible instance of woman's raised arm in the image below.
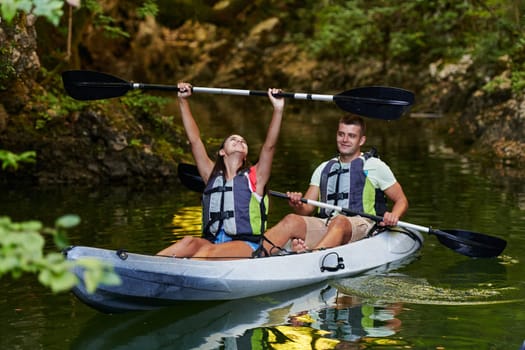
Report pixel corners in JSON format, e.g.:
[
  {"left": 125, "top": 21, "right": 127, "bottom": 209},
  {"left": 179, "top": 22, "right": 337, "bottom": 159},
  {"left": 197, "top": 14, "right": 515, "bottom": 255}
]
[
  {"left": 177, "top": 82, "right": 214, "bottom": 184},
  {"left": 254, "top": 88, "right": 285, "bottom": 195}
]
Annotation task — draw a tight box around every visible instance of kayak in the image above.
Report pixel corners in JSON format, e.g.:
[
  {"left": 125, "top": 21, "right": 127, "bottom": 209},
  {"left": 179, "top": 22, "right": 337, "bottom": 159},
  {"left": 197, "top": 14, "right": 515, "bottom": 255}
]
[
  {"left": 64, "top": 228, "right": 423, "bottom": 313},
  {"left": 65, "top": 229, "right": 423, "bottom": 313}
]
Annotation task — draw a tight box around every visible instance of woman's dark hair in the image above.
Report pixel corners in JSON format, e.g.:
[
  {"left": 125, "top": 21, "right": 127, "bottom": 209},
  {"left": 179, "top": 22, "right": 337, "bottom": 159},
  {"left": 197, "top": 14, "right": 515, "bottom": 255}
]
[{"left": 210, "top": 135, "right": 249, "bottom": 177}]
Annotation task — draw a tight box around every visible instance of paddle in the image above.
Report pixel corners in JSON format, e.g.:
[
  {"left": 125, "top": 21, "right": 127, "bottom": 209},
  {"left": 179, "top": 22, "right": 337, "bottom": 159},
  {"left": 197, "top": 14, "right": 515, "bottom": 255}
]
[
  {"left": 178, "top": 162, "right": 206, "bottom": 193},
  {"left": 268, "top": 190, "right": 507, "bottom": 259},
  {"left": 61, "top": 70, "right": 415, "bottom": 120}
]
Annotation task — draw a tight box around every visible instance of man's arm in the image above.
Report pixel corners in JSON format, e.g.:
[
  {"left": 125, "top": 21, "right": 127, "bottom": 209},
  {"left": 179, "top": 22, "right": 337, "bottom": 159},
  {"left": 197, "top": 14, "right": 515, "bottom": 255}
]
[
  {"left": 286, "top": 185, "right": 320, "bottom": 216},
  {"left": 382, "top": 182, "right": 408, "bottom": 226}
]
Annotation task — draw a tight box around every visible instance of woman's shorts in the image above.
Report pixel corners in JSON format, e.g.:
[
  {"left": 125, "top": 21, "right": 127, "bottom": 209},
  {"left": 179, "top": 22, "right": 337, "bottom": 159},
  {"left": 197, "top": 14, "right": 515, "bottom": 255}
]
[{"left": 214, "top": 230, "right": 260, "bottom": 251}]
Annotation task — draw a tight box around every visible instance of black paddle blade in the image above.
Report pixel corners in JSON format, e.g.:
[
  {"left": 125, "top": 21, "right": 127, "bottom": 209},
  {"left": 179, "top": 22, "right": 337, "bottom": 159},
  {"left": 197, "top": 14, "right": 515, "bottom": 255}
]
[
  {"left": 434, "top": 228, "right": 507, "bottom": 258},
  {"left": 334, "top": 86, "right": 415, "bottom": 120},
  {"left": 178, "top": 163, "right": 205, "bottom": 193},
  {"left": 62, "top": 70, "right": 133, "bottom": 100}
]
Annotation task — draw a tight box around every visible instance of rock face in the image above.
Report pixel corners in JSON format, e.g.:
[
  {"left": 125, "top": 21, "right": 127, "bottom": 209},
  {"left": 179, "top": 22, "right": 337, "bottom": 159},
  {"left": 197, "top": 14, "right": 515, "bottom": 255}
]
[
  {"left": 33, "top": 110, "right": 178, "bottom": 184},
  {"left": 1, "top": 15, "right": 182, "bottom": 184},
  {"left": 0, "top": 14, "right": 40, "bottom": 114},
  {"left": 425, "top": 55, "right": 525, "bottom": 168},
  {"left": 0, "top": 12, "right": 523, "bottom": 184}
]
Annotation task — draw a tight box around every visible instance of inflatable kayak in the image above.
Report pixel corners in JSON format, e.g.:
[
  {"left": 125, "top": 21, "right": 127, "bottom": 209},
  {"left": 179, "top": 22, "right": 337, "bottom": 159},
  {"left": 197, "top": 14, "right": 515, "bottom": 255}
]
[{"left": 65, "top": 228, "right": 423, "bottom": 313}]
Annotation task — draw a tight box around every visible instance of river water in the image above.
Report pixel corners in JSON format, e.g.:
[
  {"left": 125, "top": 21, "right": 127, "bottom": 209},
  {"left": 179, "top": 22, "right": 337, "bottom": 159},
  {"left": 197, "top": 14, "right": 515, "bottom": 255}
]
[{"left": 1, "top": 95, "right": 525, "bottom": 349}]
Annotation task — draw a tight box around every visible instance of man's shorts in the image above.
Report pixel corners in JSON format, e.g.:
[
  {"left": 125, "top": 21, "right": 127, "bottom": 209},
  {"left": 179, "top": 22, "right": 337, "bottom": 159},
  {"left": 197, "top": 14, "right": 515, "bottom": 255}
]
[{"left": 300, "top": 215, "right": 376, "bottom": 248}]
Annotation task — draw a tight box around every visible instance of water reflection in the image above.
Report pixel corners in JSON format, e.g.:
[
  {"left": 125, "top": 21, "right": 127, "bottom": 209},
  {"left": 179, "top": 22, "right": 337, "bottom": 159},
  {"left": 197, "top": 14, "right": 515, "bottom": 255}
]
[
  {"left": 71, "top": 283, "right": 408, "bottom": 350},
  {"left": 170, "top": 205, "right": 202, "bottom": 240},
  {"left": 333, "top": 272, "right": 522, "bottom": 306}
]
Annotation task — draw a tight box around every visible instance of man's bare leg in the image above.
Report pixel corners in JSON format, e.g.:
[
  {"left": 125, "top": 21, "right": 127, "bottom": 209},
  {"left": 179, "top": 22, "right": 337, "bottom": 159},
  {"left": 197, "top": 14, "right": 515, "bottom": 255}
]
[{"left": 312, "top": 215, "right": 353, "bottom": 249}]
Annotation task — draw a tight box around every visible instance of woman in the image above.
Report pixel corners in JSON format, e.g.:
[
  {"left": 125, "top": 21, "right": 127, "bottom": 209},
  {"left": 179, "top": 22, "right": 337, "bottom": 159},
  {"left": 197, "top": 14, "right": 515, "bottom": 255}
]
[{"left": 157, "top": 82, "right": 285, "bottom": 259}]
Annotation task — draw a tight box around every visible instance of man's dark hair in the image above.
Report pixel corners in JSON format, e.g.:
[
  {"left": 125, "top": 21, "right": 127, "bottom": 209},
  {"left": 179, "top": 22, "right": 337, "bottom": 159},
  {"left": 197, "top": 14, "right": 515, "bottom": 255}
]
[{"left": 339, "top": 114, "right": 366, "bottom": 135}]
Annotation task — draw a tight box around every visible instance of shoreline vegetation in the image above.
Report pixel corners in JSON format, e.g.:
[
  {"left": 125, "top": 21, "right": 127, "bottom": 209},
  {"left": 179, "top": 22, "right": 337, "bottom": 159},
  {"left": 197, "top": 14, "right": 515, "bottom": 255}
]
[{"left": 0, "top": 1, "right": 523, "bottom": 185}]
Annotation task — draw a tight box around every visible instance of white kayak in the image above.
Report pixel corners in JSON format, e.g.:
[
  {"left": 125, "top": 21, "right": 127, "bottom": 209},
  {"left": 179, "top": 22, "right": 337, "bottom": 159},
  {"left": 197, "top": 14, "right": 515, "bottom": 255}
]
[{"left": 65, "top": 228, "right": 423, "bottom": 313}]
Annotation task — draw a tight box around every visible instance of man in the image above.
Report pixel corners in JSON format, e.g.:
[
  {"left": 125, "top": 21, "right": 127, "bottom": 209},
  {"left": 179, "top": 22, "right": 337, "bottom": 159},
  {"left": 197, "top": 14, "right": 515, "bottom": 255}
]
[{"left": 263, "top": 114, "right": 408, "bottom": 253}]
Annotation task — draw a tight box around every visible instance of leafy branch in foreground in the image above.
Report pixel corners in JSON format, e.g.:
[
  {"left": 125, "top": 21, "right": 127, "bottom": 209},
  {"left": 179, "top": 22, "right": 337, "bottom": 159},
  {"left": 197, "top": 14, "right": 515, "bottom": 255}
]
[
  {"left": 0, "top": 150, "right": 36, "bottom": 170},
  {"left": 1, "top": 148, "right": 120, "bottom": 294},
  {"left": 0, "top": 215, "right": 121, "bottom": 293},
  {"left": 0, "top": 0, "right": 66, "bottom": 25}
]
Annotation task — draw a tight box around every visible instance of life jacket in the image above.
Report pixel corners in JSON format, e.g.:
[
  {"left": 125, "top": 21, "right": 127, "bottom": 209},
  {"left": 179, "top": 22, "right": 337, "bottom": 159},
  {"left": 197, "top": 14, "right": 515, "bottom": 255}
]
[
  {"left": 318, "top": 149, "right": 387, "bottom": 218},
  {"left": 201, "top": 166, "right": 268, "bottom": 243}
]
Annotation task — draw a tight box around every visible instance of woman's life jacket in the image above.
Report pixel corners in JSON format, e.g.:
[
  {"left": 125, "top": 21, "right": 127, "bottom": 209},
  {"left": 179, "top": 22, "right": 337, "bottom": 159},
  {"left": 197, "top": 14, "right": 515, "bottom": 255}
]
[
  {"left": 318, "top": 150, "right": 387, "bottom": 218},
  {"left": 202, "top": 166, "right": 268, "bottom": 243}
]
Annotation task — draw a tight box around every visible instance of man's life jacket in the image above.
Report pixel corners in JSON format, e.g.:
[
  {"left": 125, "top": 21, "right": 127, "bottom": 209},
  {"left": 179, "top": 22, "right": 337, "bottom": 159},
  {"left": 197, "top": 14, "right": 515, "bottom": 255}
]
[
  {"left": 202, "top": 167, "right": 268, "bottom": 243},
  {"left": 318, "top": 150, "right": 387, "bottom": 218}
]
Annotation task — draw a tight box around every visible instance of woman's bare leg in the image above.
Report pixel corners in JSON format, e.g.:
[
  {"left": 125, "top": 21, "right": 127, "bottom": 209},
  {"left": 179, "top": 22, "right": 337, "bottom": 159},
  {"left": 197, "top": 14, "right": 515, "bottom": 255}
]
[
  {"left": 156, "top": 236, "right": 210, "bottom": 257},
  {"left": 193, "top": 240, "right": 254, "bottom": 260}
]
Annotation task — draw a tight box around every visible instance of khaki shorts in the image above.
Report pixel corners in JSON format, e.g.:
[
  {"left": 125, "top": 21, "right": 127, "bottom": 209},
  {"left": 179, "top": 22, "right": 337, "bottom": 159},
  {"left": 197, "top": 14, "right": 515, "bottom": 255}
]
[{"left": 300, "top": 215, "right": 376, "bottom": 248}]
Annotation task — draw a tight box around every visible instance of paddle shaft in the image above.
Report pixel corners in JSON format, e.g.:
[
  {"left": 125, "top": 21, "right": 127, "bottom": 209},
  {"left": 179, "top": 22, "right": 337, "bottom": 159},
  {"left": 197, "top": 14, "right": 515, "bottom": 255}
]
[
  {"left": 74, "top": 81, "right": 409, "bottom": 106},
  {"left": 268, "top": 190, "right": 486, "bottom": 247},
  {"left": 269, "top": 190, "right": 419, "bottom": 227}
]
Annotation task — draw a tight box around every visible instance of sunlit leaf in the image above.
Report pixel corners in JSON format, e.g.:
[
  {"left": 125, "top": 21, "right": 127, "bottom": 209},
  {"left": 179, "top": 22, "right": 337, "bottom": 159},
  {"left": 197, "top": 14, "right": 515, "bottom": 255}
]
[
  {"left": 38, "top": 268, "right": 52, "bottom": 285},
  {"left": 47, "top": 271, "right": 78, "bottom": 293},
  {"left": 18, "top": 221, "right": 43, "bottom": 232},
  {"left": 76, "top": 258, "right": 121, "bottom": 293},
  {"left": 32, "top": 0, "right": 64, "bottom": 26},
  {"left": 52, "top": 231, "right": 70, "bottom": 250},
  {"left": 83, "top": 266, "right": 102, "bottom": 293},
  {"left": 99, "top": 270, "right": 121, "bottom": 286},
  {"left": 0, "top": 0, "right": 32, "bottom": 22},
  {"left": 55, "top": 215, "right": 80, "bottom": 229}
]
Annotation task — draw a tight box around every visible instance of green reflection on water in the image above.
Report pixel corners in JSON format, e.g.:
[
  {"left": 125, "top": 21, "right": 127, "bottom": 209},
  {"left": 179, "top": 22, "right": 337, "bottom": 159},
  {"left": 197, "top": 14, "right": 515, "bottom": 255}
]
[{"left": 332, "top": 274, "right": 523, "bottom": 305}]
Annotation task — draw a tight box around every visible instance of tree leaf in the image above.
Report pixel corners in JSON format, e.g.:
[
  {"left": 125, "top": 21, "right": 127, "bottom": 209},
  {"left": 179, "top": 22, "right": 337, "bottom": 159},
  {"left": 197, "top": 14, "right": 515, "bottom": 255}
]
[{"left": 55, "top": 215, "right": 80, "bottom": 229}]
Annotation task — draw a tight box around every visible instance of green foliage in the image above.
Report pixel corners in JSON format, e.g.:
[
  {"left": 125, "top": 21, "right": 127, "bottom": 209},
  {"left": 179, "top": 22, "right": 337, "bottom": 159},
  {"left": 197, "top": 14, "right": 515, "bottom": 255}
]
[
  {"left": 74, "top": 256, "right": 121, "bottom": 293},
  {"left": 509, "top": 32, "right": 525, "bottom": 94},
  {"left": 83, "top": 0, "right": 158, "bottom": 39},
  {"left": 0, "top": 0, "right": 64, "bottom": 25},
  {"left": 93, "top": 14, "right": 130, "bottom": 39},
  {"left": 0, "top": 215, "right": 121, "bottom": 293},
  {"left": 137, "top": 0, "right": 159, "bottom": 19},
  {"left": 121, "top": 90, "right": 170, "bottom": 116},
  {"left": 0, "top": 150, "right": 120, "bottom": 294},
  {"left": 32, "top": 0, "right": 64, "bottom": 25},
  {"left": 34, "top": 69, "right": 88, "bottom": 129},
  {"left": 482, "top": 75, "right": 509, "bottom": 94},
  {"left": 120, "top": 91, "right": 180, "bottom": 145},
  {"left": 34, "top": 90, "right": 87, "bottom": 129},
  {"left": 511, "top": 69, "right": 525, "bottom": 94},
  {"left": 306, "top": 0, "right": 524, "bottom": 71},
  {"left": 0, "top": 0, "right": 157, "bottom": 44},
  {"left": 0, "top": 150, "right": 36, "bottom": 170},
  {"left": 129, "top": 138, "right": 143, "bottom": 147},
  {"left": 155, "top": 138, "right": 184, "bottom": 159}
]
